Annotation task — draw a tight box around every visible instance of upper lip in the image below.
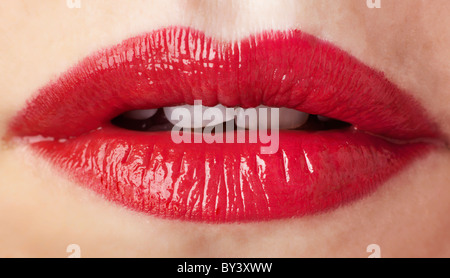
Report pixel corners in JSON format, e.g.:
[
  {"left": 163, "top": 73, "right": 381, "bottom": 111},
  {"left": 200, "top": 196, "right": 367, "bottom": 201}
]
[
  {"left": 10, "top": 27, "right": 440, "bottom": 140},
  {"left": 8, "top": 27, "right": 444, "bottom": 222}
]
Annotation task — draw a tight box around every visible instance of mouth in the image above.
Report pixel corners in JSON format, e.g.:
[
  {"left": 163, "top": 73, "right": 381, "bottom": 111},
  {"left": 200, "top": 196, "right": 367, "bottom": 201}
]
[{"left": 8, "top": 27, "right": 443, "bottom": 222}]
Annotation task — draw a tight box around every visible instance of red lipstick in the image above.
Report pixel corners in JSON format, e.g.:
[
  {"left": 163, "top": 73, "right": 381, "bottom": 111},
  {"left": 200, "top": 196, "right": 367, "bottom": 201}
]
[{"left": 9, "top": 27, "right": 442, "bottom": 222}]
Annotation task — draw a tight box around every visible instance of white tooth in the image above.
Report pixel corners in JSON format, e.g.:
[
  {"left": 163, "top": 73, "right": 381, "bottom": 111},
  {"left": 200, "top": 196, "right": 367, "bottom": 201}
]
[
  {"left": 235, "top": 106, "right": 259, "bottom": 130},
  {"left": 123, "top": 109, "right": 157, "bottom": 120},
  {"left": 204, "top": 104, "right": 235, "bottom": 123},
  {"left": 278, "top": 107, "right": 309, "bottom": 129},
  {"left": 164, "top": 103, "right": 233, "bottom": 128},
  {"left": 235, "top": 106, "right": 309, "bottom": 130},
  {"left": 235, "top": 105, "right": 272, "bottom": 130}
]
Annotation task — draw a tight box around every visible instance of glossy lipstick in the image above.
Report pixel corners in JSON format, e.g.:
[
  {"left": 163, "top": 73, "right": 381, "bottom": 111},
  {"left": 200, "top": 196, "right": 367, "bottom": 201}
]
[{"left": 9, "top": 27, "right": 442, "bottom": 222}]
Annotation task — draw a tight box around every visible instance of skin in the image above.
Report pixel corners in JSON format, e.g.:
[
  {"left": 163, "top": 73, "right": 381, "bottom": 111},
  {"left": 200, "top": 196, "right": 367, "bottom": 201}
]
[{"left": 0, "top": 0, "right": 449, "bottom": 258}]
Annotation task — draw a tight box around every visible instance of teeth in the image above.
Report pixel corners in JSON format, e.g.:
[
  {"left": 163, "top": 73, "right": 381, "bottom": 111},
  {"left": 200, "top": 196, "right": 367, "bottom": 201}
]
[
  {"left": 235, "top": 106, "right": 308, "bottom": 130},
  {"left": 123, "top": 109, "right": 157, "bottom": 120},
  {"left": 235, "top": 106, "right": 260, "bottom": 130},
  {"left": 278, "top": 107, "right": 309, "bottom": 129},
  {"left": 164, "top": 103, "right": 233, "bottom": 128},
  {"left": 139, "top": 104, "right": 310, "bottom": 130}
]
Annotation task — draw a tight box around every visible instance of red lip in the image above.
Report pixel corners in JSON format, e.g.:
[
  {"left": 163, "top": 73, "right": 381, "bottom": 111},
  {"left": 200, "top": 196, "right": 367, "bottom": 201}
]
[{"left": 9, "top": 27, "right": 442, "bottom": 222}]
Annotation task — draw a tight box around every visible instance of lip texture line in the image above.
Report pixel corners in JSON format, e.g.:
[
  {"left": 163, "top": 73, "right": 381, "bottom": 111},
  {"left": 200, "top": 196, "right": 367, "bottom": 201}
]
[{"left": 9, "top": 27, "right": 441, "bottom": 222}]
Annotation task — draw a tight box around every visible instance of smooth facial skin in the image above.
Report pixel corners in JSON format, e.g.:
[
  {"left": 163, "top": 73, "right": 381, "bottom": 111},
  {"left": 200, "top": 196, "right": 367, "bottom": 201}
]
[{"left": 0, "top": 0, "right": 449, "bottom": 257}]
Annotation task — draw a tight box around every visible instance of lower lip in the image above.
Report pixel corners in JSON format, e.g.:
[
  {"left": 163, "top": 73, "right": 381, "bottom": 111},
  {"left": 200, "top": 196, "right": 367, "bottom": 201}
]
[{"left": 27, "top": 125, "right": 432, "bottom": 222}]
